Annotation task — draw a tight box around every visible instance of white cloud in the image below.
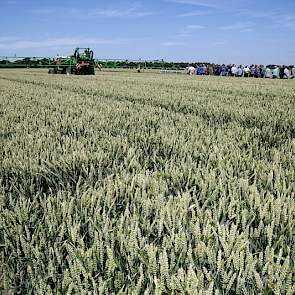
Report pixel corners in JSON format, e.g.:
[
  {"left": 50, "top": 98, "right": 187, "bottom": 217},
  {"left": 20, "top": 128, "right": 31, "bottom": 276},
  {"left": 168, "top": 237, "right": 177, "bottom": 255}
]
[
  {"left": 176, "top": 32, "right": 192, "bottom": 38},
  {"left": 220, "top": 21, "right": 255, "bottom": 31},
  {"left": 29, "top": 2, "right": 156, "bottom": 19},
  {"left": 0, "top": 36, "right": 19, "bottom": 42},
  {"left": 235, "top": 8, "right": 279, "bottom": 20},
  {"left": 277, "top": 15, "right": 295, "bottom": 30},
  {"left": 93, "top": 3, "right": 156, "bottom": 18},
  {"left": 168, "top": 0, "right": 218, "bottom": 8},
  {"left": 178, "top": 10, "right": 210, "bottom": 17},
  {"left": 212, "top": 40, "right": 227, "bottom": 46},
  {"left": 168, "top": 0, "right": 250, "bottom": 9},
  {"left": 0, "top": 37, "right": 132, "bottom": 50},
  {"left": 161, "top": 41, "right": 185, "bottom": 47},
  {"left": 29, "top": 7, "right": 57, "bottom": 14},
  {"left": 175, "top": 23, "right": 206, "bottom": 38},
  {"left": 234, "top": 8, "right": 295, "bottom": 30},
  {"left": 186, "top": 24, "right": 206, "bottom": 30}
]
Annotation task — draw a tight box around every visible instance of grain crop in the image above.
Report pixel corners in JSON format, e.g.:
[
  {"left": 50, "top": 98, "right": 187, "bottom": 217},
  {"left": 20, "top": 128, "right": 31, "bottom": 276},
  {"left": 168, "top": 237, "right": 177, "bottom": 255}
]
[{"left": 0, "top": 69, "right": 294, "bottom": 294}]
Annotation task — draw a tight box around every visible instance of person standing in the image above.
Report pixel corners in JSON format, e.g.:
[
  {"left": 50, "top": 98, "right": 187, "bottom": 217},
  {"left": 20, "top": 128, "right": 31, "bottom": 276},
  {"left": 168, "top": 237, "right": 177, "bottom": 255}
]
[
  {"left": 208, "top": 64, "right": 213, "bottom": 75},
  {"left": 250, "top": 65, "right": 256, "bottom": 77},
  {"left": 231, "top": 64, "right": 238, "bottom": 77},
  {"left": 237, "top": 66, "right": 243, "bottom": 77},
  {"left": 221, "top": 64, "right": 228, "bottom": 76},
  {"left": 254, "top": 65, "right": 260, "bottom": 78},
  {"left": 244, "top": 65, "right": 250, "bottom": 77},
  {"left": 227, "top": 64, "right": 232, "bottom": 76},
  {"left": 202, "top": 64, "right": 207, "bottom": 75},
  {"left": 215, "top": 64, "right": 221, "bottom": 76},
  {"left": 187, "top": 66, "right": 196, "bottom": 76},
  {"left": 197, "top": 65, "right": 204, "bottom": 76},
  {"left": 261, "top": 65, "right": 267, "bottom": 78},
  {"left": 284, "top": 67, "right": 290, "bottom": 79},
  {"left": 265, "top": 67, "right": 272, "bottom": 78},
  {"left": 279, "top": 66, "right": 284, "bottom": 79},
  {"left": 272, "top": 66, "right": 279, "bottom": 78}
]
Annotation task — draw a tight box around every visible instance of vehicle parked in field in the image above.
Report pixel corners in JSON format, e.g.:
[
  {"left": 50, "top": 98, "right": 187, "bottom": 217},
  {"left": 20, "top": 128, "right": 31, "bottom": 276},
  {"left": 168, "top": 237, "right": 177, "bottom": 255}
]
[{"left": 48, "top": 48, "right": 95, "bottom": 75}]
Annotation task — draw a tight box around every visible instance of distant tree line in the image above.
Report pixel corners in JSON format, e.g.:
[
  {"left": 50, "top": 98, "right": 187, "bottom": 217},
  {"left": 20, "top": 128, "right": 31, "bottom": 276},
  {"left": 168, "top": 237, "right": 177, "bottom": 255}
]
[
  {"left": 0, "top": 57, "right": 294, "bottom": 70},
  {"left": 96, "top": 59, "right": 212, "bottom": 70},
  {"left": 0, "top": 58, "right": 211, "bottom": 69},
  {"left": 0, "top": 58, "right": 53, "bottom": 67}
]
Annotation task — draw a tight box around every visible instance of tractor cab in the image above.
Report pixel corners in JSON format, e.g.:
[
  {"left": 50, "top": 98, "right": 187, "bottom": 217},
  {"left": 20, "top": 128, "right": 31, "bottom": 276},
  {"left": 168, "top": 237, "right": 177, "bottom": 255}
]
[
  {"left": 74, "top": 48, "right": 94, "bottom": 61},
  {"left": 73, "top": 48, "right": 95, "bottom": 75}
]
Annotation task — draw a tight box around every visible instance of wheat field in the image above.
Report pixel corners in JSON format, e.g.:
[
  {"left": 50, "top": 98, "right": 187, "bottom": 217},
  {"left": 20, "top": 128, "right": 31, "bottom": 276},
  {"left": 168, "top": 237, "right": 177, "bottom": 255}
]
[{"left": 0, "top": 69, "right": 294, "bottom": 294}]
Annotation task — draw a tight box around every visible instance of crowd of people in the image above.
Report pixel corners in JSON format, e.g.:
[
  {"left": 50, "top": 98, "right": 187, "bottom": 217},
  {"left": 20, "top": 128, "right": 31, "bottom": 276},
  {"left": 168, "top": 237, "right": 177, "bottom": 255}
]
[{"left": 187, "top": 64, "right": 295, "bottom": 79}]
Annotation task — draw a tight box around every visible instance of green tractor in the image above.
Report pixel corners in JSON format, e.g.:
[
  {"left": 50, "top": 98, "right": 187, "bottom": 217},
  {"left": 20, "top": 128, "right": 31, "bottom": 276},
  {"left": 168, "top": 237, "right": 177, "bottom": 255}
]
[{"left": 48, "top": 48, "right": 95, "bottom": 75}]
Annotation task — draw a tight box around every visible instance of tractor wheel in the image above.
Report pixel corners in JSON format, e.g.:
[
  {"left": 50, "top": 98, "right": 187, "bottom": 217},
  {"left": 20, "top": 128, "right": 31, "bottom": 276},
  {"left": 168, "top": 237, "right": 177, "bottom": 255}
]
[
  {"left": 86, "top": 67, "right": 94, "bottom": 75},
  {"left": 48, "top": 68, "right": 54, "bottom": 74}
]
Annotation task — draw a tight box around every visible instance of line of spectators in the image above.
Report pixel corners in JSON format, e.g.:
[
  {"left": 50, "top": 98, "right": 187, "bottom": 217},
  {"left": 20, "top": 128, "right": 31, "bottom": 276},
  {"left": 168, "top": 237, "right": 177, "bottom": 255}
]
[{"left": 187, "top": 64, "right": 295, "bottom": 79}]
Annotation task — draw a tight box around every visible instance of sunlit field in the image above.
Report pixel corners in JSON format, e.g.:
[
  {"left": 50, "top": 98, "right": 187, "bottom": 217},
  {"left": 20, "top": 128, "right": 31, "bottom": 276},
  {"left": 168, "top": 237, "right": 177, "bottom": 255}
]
[{"left": 0, "top": 69, "right": 294, "bottom": 294}]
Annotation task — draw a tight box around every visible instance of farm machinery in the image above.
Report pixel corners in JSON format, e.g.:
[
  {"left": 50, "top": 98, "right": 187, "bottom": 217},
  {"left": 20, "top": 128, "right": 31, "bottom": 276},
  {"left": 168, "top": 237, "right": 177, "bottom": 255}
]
[{"left": 48, "top": 48, "right": 95, "bottom": 75}]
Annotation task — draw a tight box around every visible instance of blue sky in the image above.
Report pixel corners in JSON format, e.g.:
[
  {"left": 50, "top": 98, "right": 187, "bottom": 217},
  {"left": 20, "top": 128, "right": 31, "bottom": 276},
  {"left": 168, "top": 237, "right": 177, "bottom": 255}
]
[{"left": 1, "top": 0, "right": 295, "bottom": 64}]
